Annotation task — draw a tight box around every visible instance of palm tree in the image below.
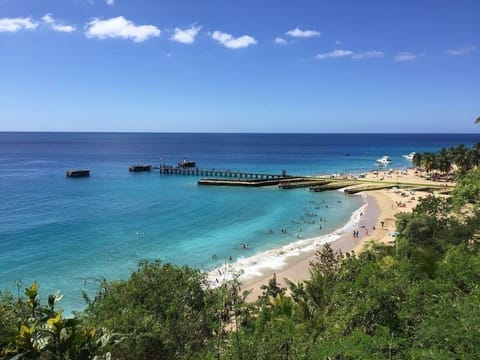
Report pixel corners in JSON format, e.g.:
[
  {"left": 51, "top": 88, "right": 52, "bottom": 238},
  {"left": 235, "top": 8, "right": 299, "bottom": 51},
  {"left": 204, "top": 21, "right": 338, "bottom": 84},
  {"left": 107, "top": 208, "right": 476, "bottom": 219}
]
[
  {"left": 471, "top": 142, "right": 480, "bottom": 168},
  {"left": 421, "top": 152, "right": 437, "bottom": 174},
  {"left": 412, "top": 152, "right": 423, "bottom": 168},
  {"left": 269, "top": 294, "right": 296, "bottom": 318},
  {"left": 452, "top": 144, "right": 471, "bottom": 173},
  {"left": 437, "top": 148, "right": 452, "bottom": 174}
]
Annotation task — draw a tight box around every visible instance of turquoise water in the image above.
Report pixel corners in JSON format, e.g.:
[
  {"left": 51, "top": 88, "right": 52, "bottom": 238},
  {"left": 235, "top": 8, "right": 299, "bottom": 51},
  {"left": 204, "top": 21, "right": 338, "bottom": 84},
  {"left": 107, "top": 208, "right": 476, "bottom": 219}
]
[{"left": 0, "top": 132, "right": 478, "bottom": 312}]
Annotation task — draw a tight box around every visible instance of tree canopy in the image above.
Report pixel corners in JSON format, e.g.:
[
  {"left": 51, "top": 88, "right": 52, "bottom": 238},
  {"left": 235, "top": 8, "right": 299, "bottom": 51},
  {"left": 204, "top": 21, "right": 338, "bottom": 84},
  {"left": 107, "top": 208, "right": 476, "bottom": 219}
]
[{"left": 415, "top": 142, "right": 480, "bottom": 176}]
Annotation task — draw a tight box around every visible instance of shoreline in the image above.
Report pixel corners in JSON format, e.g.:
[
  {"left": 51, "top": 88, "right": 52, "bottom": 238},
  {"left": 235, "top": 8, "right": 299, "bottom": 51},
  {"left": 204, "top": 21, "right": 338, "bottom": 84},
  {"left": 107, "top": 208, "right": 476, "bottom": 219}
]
[
  {"left": 241, "top": 193, "right": 380, "bottom": 301},
  {"left": 237, "top": 168, "right": 430, "bottom": 301}
]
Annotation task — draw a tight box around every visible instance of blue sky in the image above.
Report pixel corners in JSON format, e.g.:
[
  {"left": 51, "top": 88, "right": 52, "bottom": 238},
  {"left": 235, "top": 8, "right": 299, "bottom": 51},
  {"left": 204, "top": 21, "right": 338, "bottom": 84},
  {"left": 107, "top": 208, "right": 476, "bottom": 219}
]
[{"left": 0, "top": 0, "right": 479, "bottom": 133}]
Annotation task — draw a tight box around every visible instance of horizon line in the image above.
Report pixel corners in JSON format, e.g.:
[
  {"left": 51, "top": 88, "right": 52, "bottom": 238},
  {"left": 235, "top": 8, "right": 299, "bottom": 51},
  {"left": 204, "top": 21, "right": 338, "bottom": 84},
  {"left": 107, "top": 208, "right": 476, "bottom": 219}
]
[{"left": 1, "top": 130, "right": 479, "bottom": 135}]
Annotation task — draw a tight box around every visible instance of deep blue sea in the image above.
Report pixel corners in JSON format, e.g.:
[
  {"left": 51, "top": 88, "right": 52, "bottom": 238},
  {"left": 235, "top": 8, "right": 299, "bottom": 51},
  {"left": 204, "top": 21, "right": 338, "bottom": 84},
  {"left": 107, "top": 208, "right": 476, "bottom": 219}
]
[{"left": 0, "top": 132, "right": 478, "bottom": 313}]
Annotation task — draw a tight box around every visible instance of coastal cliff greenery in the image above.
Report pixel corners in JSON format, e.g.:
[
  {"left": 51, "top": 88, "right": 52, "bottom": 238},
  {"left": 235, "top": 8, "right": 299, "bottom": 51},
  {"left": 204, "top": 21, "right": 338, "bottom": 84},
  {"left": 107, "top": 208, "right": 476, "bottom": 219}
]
[{"left": 2, "top": 145, "right": 480, "bottom": 359}]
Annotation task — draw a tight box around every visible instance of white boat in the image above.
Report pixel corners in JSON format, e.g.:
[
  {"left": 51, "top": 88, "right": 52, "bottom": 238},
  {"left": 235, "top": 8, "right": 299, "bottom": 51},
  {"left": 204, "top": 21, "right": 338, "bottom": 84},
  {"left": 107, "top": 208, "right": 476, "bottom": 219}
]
[
  {"left": 376, "top": 155, "right": 392, "bottom": 165},
  {"left": 403, "top": 152, "right": 416, "bottom": 161}
]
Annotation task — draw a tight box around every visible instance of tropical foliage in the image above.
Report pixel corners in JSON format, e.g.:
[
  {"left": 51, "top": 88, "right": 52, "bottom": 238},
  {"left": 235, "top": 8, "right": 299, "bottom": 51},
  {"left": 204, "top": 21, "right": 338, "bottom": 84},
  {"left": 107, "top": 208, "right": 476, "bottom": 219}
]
[
  {"left": 413, "top": 142, "right": 480, "bottom": 176},
  {"left": 0, "top": 282, "right": 117, "bottom": 359}
]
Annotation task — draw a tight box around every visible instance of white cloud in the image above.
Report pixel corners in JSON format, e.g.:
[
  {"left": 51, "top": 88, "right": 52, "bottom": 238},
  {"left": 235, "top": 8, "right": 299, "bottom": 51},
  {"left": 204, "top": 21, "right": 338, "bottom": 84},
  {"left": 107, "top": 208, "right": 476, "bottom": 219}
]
[
  {"left": 286, "top": 27, "right": 320, "bottom": 38},
  {"left": 316, "top": 49, "right": 353, "bottom": 59},
  {"left": 0, "top": 17, "right": 38, "bottom": 32},
  {"left": 85, "top": 16, "right": 161, "bottom": 42},
  {"left": 211, "top": 30, "right": 257, "bottom": 49},
  {"left": 316, "top": 49, "right": 384, "bottom": 60},
  {"left": 447, "top": 45, "right": 476, "bottom": 56},
  {"left": 394, "top": 51, "right": 422, "bottom": 62},
  {"left": 106, "top": 0, "right": 115, "bottom": 5},
  {"left": 42, "top": 14, "right": 75, "bottom": 33},
  {"left": 171, "top": 25, "right": 201, "bottom": 44},
  {"left": 274, "top": 37, "right": 287, "bottom": 45},
  {"left": 352, "top": 50, "right": 384, "bottom": 59},
  {"left": 53, "top": 24, "right": 75, "bottom": 33}
]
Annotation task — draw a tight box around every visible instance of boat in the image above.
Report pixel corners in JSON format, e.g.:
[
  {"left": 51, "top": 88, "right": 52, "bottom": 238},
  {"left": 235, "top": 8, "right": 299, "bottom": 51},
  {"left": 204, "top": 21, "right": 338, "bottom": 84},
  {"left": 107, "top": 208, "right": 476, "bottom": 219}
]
[
  {"left": 376, "top": 156, "right": 392, "bottom": 165},
  {"left": 129, "top": 164, "right": 152, "bottom": 172},
  {"left": 66, "top": 169, "right": 90, "bottom": 178},
  {"left": 403, "top": 152, "right": 416, "bottom": 161},
  {"left": 178, "top": 159, "right": 196, "bottom": 168}
]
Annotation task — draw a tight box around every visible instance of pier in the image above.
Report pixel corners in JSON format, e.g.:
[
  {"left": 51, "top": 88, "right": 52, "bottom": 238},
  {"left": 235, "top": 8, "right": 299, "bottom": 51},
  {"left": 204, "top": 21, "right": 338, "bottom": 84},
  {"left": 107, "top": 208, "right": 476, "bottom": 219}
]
[
  {"left": 278, "top": 178, "right": 332, "bottom": 189},
  {"left": 309, "top": 180, "right": 360, "bottom": 192},
  {"left": 198, "top": 177, "right": 300, "bottom": 187},
  {"left": 62, "top": 162, "right": 449, "bottom": 193},
  {"left": 62, "top": 157, "right": 451, "bottom": 194},
  {"left": 159, "top": 165, "right": 288, "bottom": 180}
]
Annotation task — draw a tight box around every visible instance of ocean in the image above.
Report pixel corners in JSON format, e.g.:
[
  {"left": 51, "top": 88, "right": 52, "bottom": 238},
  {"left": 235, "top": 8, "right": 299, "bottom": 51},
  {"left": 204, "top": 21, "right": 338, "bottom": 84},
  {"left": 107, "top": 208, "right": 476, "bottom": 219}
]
[{"left": 0, "top": 132, "right": 478, "bottom": 313}]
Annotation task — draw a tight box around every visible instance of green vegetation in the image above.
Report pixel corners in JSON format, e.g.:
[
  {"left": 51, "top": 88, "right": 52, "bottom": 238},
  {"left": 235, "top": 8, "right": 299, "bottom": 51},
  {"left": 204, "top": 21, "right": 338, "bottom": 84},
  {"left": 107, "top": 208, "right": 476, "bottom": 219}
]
[
  {"left": 413, "top": 142, "right": 480, "bottom": 176},
  {"left": 0, "top": 282, "right": 119, "bottom": 359},
  {"left": 2, "top": 144, "right": 480, "bottom": 359}
]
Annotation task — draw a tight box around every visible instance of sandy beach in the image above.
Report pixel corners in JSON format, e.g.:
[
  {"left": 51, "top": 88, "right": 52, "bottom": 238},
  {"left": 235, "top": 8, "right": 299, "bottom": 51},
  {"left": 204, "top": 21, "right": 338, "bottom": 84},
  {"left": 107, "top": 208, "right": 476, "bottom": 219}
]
[{"left": 242, "top": 168, "right": 445, "bottom": 301}]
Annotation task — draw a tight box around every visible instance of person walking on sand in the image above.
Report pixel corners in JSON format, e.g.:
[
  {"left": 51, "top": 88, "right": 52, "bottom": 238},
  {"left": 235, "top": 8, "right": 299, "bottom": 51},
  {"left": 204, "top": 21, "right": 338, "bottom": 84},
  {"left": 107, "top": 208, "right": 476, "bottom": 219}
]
[{"left": 381, "top": 221, "right": 385, "bottom": 229}]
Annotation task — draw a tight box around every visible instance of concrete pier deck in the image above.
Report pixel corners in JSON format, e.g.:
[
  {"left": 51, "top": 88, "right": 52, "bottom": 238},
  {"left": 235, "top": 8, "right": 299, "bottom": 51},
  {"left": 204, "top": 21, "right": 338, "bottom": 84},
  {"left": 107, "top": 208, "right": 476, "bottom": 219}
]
[
  {"left": 159, "top": 165, "right": 288, "bottom": 180},
  {"left": 198, "top": 177, "right": 292, "bottom": 187}
]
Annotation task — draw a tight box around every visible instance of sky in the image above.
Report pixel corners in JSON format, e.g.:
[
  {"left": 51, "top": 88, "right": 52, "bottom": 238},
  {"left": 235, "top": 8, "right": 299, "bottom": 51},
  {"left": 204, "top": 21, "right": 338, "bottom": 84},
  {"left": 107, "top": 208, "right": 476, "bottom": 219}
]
[{"left": 0, "top": 0, "right": 479, "bottom": 133}]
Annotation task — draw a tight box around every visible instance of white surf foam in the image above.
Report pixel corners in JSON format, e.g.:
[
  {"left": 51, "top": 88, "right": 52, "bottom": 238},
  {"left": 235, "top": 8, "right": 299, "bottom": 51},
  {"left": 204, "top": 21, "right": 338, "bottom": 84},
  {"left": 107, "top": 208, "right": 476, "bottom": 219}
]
[{"left": 207, "top": 193, "right": 368, "bottom": 286}]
